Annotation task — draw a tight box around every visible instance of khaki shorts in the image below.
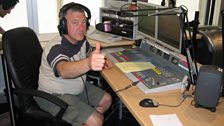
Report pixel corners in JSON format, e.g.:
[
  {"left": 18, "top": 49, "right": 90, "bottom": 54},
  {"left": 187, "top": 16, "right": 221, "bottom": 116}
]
[{"left": 35, "top": 82, "right": 105, "bottom": 126}]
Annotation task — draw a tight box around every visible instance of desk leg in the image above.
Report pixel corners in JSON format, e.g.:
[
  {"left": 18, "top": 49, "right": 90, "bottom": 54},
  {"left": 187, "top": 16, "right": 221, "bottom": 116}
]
[
  {"left": 118, "top": 100, "right": 123, "bottom": 120},
  {"left": 1, "top": 54, "right": 16, "bottom": 126}
]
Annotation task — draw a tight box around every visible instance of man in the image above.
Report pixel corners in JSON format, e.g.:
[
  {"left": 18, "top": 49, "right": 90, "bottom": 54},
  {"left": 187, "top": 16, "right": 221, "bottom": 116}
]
[
  {"left": 0, "top": 0, "right": 19, "bottom": 34},
  {"left": 35, "top": 2, "right": 113, "bottom": 126}
]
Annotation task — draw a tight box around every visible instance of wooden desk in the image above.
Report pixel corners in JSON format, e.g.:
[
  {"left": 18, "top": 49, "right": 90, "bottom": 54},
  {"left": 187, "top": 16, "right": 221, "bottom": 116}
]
[{"left": 101, "top": 65, "right": 224, "bottom": 126}]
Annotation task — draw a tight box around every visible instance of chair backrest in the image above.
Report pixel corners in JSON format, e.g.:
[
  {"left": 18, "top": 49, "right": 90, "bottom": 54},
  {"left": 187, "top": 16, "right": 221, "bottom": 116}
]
[
  {"left": 2, "top": 27, "right": 43, "bottom": 109},
  {"left": 3, "top": 27, "right": 43, "bottom": 89}
]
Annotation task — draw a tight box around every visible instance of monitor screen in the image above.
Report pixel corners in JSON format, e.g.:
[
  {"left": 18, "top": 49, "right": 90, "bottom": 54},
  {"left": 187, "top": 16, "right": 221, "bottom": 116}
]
[
  {"left": 157, "top": 15, "right": 182, "bottom": 53},
  {"left": 137, "top": 2, "right": 156, "bottom": 38}
]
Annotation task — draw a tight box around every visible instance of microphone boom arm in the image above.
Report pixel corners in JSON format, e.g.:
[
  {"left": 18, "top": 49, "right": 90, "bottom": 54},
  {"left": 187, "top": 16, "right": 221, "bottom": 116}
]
[{"left": 119, "top": 6, "right": 186, "bottom": 17}]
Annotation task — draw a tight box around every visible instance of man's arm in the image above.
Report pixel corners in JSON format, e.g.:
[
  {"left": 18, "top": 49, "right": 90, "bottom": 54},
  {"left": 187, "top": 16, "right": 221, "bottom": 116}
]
[
  {"left": 57, "top": 58, "right": 91, "bottom": 79},
  {"left": 57, "top": 43, "right": 105, "bottom": 79}
]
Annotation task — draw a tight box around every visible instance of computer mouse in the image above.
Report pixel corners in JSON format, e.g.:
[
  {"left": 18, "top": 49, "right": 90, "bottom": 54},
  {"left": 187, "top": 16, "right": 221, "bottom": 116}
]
[{"left": 139, "top": 98, "right": 159, "bottom": 107}]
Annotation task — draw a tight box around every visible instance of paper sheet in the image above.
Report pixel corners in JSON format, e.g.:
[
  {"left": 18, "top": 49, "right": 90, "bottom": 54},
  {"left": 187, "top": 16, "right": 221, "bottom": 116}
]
[
  {"left": 150, "top": 114, "right": 183, "bottom": 126},
  {"left": 115, "top": 62, "right": 155, "bottom": 73}
]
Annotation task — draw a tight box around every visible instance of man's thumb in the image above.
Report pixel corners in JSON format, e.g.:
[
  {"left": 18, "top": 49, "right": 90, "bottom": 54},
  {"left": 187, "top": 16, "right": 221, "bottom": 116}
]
[{"left": 94, "top": 42, "right": 101, "bottom": 53}]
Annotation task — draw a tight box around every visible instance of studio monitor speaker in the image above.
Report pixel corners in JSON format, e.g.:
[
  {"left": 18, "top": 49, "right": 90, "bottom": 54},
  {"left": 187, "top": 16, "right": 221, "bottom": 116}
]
[{"left": 194, "top": 65, "right": 223, "bottom": 112}]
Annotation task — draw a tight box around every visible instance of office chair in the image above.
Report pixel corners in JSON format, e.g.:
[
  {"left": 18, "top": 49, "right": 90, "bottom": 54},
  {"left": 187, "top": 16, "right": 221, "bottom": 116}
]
[{"left": 2, "top": 27, "right": 72, "bottom": 126}]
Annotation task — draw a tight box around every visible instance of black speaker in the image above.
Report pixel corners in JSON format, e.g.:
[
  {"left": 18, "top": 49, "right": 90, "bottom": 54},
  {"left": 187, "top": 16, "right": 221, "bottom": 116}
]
[
  {"left": 57, "top": 2, "right": 91, "bottom": 35},
  {"left": 194, "top": 65, "right": 223, "bottom": 112}
]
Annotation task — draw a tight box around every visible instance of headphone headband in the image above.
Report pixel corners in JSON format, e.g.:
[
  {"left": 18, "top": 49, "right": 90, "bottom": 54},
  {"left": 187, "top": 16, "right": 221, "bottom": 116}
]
[{"left": 59, "top": 2, "right": 91, "bottom": 20}]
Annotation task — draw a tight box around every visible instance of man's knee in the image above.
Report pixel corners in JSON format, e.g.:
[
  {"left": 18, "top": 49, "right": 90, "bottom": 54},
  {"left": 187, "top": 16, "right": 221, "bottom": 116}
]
[
  {"left": 85, "top": 111, "right": 104, "bottom": 126},
  {"left": 104, "top": 92, "right": 112, "bottom": 106},
  {"left": 97, "top": 92, "right": 112, "bottom": 114}
]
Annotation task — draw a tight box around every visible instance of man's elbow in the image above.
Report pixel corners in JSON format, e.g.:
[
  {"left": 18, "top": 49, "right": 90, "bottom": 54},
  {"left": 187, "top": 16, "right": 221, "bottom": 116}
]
[
  {"left": 58, "top": 71, "right": 67, "bottom": 79},
  {"left": 56, "top": 62, "right": 70, "bottom": 79}
]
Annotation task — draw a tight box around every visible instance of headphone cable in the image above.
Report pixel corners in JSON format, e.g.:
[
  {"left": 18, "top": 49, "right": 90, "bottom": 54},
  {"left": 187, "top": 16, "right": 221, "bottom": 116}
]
[{"left": 81, "top": 76, "right": 90, "bottom": 105}]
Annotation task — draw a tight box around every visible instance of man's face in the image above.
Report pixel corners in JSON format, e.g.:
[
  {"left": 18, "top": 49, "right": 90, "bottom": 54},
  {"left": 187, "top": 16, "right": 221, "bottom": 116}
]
[
  {"left": 0, "top": 7, "right": 14, "bottom": 18},
  {"left": 65, "top": 10, "right": 87, "bottom": 44}
]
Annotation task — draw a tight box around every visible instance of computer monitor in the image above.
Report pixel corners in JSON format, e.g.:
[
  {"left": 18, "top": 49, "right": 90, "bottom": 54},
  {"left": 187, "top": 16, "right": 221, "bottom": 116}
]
[
  {"left": 137, "top": 2, "right": 183, "bottom": 53},
  {"left": 137, "top": 2, "right": 157, "bottom": 38},
  {"left": 157, "top": 15, "right": 182, "bottom": 53}
]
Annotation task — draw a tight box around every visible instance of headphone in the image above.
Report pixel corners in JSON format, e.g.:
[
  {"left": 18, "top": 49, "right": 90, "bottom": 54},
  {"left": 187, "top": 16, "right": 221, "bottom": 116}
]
[{"left": 57, "top": 2, "right": 91, "bottom": 35}]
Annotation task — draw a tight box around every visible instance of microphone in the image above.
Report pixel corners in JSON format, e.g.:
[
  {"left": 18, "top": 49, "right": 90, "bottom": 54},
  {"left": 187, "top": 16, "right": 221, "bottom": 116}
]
[
  {"left": 95, "top": 21, "right": 113, "bottom": 32},
  {"left": 95, "top": 23, "right": 104, "bottom": 32}
]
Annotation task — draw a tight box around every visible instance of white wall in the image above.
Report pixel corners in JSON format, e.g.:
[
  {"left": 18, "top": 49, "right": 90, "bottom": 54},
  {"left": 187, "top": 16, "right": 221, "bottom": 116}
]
[{"left": 176, "top": 0, "right": 199, "bottom": 21}]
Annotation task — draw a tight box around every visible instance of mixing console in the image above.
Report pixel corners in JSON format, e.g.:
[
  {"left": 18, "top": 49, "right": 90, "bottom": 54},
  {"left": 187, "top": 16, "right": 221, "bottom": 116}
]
[{"left": 108, "top": 48, "right": 187, "bottom": 94}]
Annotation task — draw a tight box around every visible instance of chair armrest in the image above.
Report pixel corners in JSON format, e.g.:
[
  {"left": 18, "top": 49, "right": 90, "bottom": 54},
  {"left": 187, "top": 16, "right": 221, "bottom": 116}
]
[{"left": 13, "top": 88, "right": 68, "bottom": 119}]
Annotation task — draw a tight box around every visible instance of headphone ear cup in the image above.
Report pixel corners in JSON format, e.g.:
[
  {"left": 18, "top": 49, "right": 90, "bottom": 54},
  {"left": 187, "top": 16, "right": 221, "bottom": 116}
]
[{"left": 58, "top": 17, "right": 68, "bottom": 34}]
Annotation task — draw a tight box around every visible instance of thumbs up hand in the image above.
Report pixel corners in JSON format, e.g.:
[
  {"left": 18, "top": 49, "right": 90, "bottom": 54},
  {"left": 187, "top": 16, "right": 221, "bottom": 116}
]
[
  {"left": 89, "top": 42, "right": 105, "bottom": 71},
  {"left": 93, "top": 42, "right": 101, "bottom": 54}
]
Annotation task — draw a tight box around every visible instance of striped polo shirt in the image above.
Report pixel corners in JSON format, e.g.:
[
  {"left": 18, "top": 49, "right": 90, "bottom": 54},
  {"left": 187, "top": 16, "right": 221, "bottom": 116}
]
[{"left": 38, "top": 36, "right": 92, "bottom": 95}]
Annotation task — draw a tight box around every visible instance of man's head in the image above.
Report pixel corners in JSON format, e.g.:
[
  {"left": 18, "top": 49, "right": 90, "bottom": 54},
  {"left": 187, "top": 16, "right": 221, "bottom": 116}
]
[
  {"left": 0, "top": 0, "right": 19, "bottom": 18},
  {"left": 58, "top": 2, "right": 91, "bottom": 43}
]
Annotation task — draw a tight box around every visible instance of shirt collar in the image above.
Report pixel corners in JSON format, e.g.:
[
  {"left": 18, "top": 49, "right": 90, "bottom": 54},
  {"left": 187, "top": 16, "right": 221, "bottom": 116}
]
[{"left": 60, "top": 36, "right": 86, "bottom": 56}]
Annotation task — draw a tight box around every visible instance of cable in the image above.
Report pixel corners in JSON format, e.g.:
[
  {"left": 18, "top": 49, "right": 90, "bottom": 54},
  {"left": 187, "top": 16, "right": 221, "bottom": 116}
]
[
  {"left": 81, "top": 76, "right": 90, "bottom": 105},
  {"left": 115, "top": 81, "right": 139, "bottom": 93},
  {"left": 159, "top": 94, "right": 193, "bottom": 107},
  {"left": 70, "top": 54, "right": 90, "bottom": 105}
]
